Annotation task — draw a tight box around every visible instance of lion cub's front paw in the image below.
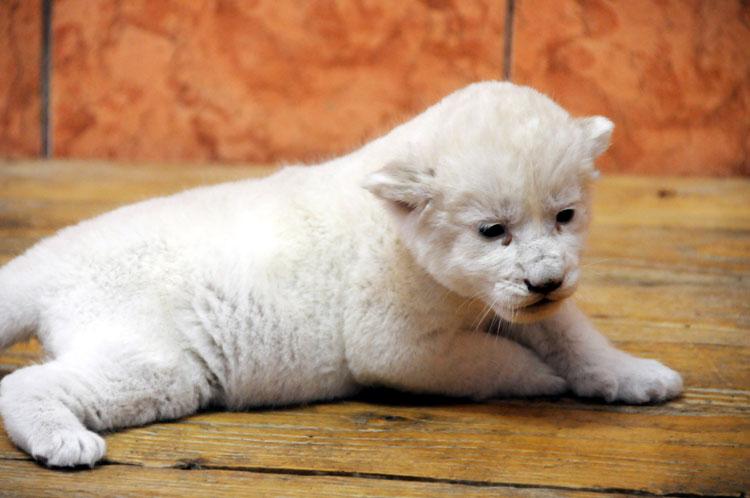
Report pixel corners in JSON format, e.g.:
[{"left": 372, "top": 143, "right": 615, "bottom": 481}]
[{"left": 570, "top": 354, "right": 683, "bottom": 404}]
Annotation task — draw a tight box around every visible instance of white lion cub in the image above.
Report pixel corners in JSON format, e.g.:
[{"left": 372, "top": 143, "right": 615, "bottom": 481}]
[{"left": 0, "top": 82, "right": 682, "bottom": 467}]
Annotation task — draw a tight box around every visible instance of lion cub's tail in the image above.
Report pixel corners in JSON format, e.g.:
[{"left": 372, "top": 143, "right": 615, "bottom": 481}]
[{"left": 0, "top": 258, "right": 39, "bottom": 351}]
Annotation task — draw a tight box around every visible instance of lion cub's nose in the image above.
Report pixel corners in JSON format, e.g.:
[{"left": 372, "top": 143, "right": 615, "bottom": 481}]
[{"left": 524, "top": 279, "right": 562, "bottom": 295}]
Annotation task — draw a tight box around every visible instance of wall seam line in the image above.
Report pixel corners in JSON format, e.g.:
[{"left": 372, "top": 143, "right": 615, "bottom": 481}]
[
  {"left": 40, "top": 0, "right": 52, "bottom": 158},
  {"left": 503, "top": 0, "right": 515, "bottom": 81}
]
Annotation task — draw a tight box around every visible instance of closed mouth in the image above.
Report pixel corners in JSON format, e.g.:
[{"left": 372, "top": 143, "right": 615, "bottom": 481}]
[{"left": 523, "top": 297, "right": 555, "bottom": 309}]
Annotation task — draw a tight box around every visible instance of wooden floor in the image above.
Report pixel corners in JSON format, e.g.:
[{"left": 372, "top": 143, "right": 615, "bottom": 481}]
[{"left": 0, "top": 160, "right": 747, "bottom": 497}]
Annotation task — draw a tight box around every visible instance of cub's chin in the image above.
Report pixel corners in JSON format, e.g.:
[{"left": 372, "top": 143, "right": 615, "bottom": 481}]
[{"left": 494, "top": 298, "right": 565, "bottom": 324}]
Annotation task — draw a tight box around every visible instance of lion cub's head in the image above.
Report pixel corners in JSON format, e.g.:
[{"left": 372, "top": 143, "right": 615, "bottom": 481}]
[{"left": 365, "top": 82, "right": 613, "bottom": 323}]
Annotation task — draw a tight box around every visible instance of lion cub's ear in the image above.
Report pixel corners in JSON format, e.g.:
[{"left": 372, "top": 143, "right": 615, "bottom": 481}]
[
  {"left": 578, "top": 116, "right": 614, "bottom": 158},
  {"left": 362, "top": 160, "right": 435, "bottom": 211}
]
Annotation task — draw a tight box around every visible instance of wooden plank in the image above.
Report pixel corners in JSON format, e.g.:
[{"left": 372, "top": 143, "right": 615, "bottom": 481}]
[
  {"left": 586, "top": 224, "right": 750, "bottom": 275},
  {"left": 1, "top": 340, "right": 745, "bottom": 415},
  {"left": 0, "top": 340, "right": 43, "bottom": 374},
  {"left": 0, "top": 342, "right": 745, "bottom": 397},
  {"left": 0, "top": 160, "right": 267, "bottom": 200},
  {"left": 577, "top": 281, "right": 749, "bottom": 342},
  {"left": 1, "top": 162, "right": 749, "bottom": 231},
  {"left": 593, "top": 176, "right": 750, "bottom": 230},
  {"left": 0, "top": 460, "right": 603, "bottom": 498}
]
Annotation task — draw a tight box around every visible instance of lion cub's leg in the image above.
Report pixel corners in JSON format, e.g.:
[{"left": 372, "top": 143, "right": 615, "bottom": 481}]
[
  {"left": 510, "top": 302, "right": 683, "bottom": 404},
  {"left": 348, "top": 328, "right": 568, "bottom": 400},
  {"left": 0, "top": 341, "right": 212, "bottom": 467}
]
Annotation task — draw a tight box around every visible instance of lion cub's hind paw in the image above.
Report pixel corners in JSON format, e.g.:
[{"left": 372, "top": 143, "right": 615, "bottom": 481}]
[{"left": 30, "top": 429, "right": 106, "bottom": 468}]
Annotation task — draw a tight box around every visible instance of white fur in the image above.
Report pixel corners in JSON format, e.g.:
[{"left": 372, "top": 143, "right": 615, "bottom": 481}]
[{"left": 0, "top": 82, "right": 682, "bottom": 467}]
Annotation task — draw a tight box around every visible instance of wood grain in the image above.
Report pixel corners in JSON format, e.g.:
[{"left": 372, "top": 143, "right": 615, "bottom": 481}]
[
  {"left": 0, "top": 459, "right": 600, "bottom": 498},
  {"left": 0, "top": 160, "right": 748, "bottom": 497}
]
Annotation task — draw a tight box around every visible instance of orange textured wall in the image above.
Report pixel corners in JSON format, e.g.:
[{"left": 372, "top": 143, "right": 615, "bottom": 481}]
[
  {"left": 0, "top": 0, "right": 41, "bottom": 158},
  {"left": 52, "top": 0, "right": 505, "bottom": 164},
  {"left": 1, "top": 0, "right": 748, "bottom": 175},
  {"left": 513, "top": 0, "right": 750, "bottom": 175}
]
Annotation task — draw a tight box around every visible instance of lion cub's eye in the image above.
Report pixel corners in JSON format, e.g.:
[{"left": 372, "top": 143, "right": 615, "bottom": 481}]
[
  {"left": 479, "top": 224, "right": 506, "bottom": 238},
  {"left": 556, "top": 209, "right": 575, "bottom": 224}
]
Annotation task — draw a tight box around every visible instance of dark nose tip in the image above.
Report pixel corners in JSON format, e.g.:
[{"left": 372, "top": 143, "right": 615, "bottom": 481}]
[{"left": 525, "top": 279, "right": 563, "bottom": 295}]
